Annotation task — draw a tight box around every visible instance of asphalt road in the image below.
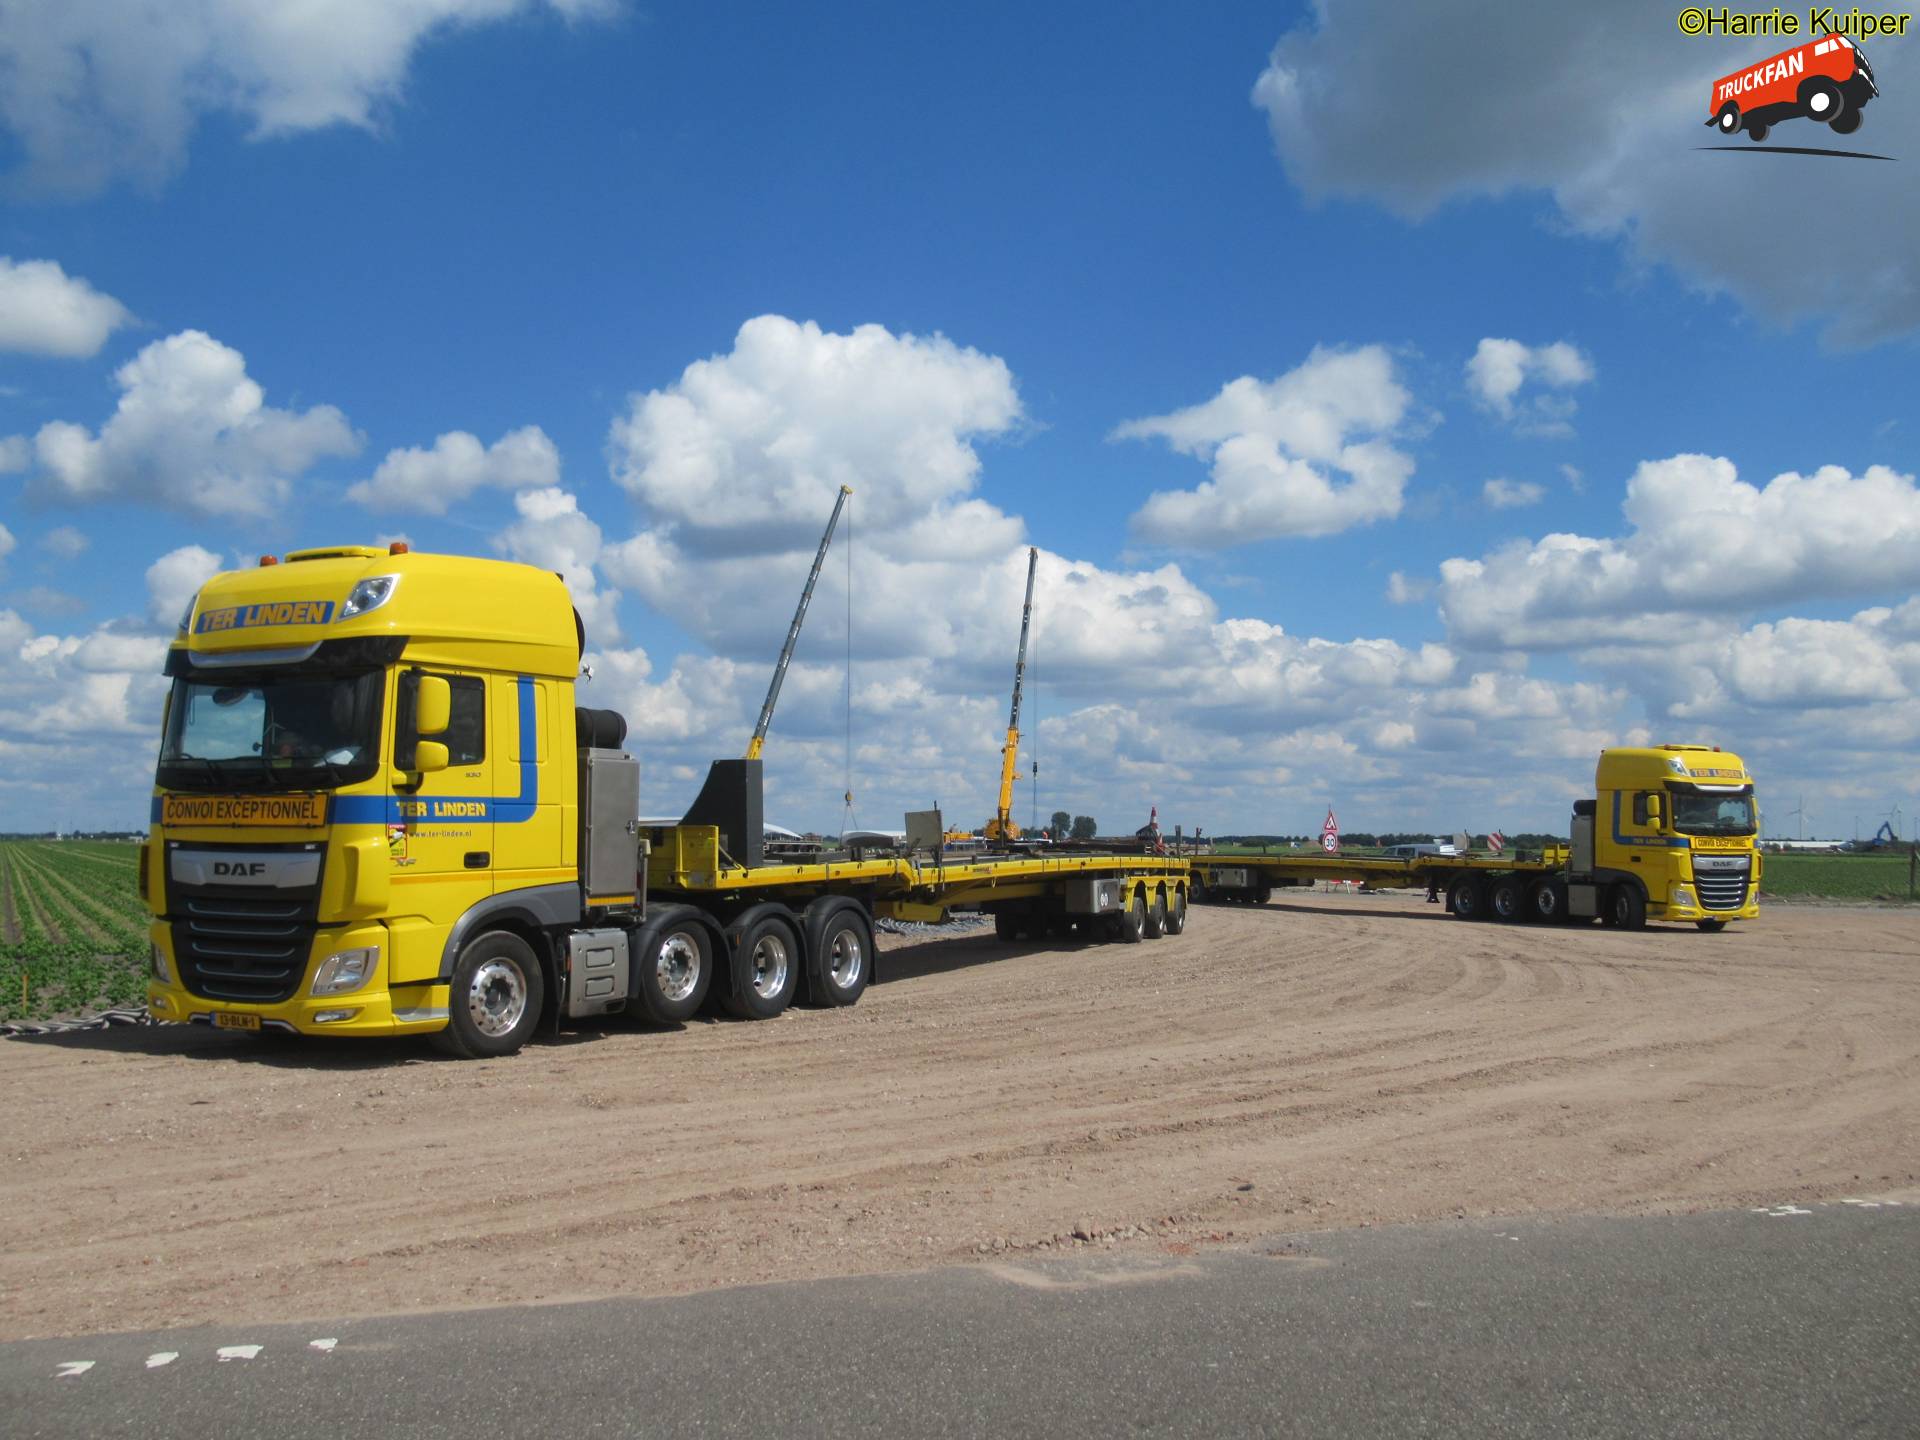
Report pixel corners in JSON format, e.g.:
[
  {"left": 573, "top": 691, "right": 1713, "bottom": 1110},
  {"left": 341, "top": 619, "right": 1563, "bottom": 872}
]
[{"left": 5, "top": 1203, "right": 1913, "bottom": 1438}]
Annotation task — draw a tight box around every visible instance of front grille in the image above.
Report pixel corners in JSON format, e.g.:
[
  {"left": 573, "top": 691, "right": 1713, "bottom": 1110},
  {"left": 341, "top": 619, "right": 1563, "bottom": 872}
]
[
  {"left": 1694, "top": 869, "right": 1751, "bottom": 912},
  {"left": 172, "top": 895, "right": 317, "bottom": 1003}
]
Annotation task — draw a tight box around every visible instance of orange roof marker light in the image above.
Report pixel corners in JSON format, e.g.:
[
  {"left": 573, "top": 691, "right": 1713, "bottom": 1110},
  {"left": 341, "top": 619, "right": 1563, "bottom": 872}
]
[
  {"left": 259, "top": 555, "right": 279, "bottom": 566},
  {"left": 389, "top": 541, "right": 410, "bottom": 555}
]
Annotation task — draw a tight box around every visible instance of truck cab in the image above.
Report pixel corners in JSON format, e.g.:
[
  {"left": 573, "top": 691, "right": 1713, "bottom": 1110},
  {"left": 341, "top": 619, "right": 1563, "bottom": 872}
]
[
  {"left": 143, "top": 545, "right": 628, "bottom": 1052},
  {"left": 1573, "top": 744, "right": 1761, "bottom": 930}
]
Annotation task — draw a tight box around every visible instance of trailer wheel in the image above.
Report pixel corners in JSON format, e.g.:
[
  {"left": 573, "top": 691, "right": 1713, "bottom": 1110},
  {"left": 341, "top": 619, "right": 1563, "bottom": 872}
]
[
  {"left": 1529, "top": 878, "right": 1568, "bottom": 924},
  {"left": 1606, "top": 884, "right": 1647, "bottom": 931},
  {"left": 628, "top": 911, "right": 712, "bottom": 1025},
  {"left": 1164, "top": 886, "right": 1188, "bottom": 936},
  {"left": 1716, "top": 103, "right": 1740, "bottom": 134},
  {"left": 1446, "top": 876, "right": 1486, "bottom": 921},
  {"left": 805, "top": 908, "right": 870, "bottom": 1007},
  {"left": 1253, "top": 882, "right": 1272, "bottom": 906},
  {"left": 1800, "top": 77, "right": 1845, "bottom": 123},
  {"left": 432, "top": 931, "right": 543, "bottom": 1058},
  {"left": 1112, "top": 890, "right": 1148, "bottom": 943},
  {"left": 1695, "top": 918, "right": 1728, "bottom": 933},
  {"left": 1488, "top": 875, "right": 1527, "bottom": 923},
  {"left": 994, "top": 910, "right": 1020, "bottom": 942},
  {"left": 723, "top": 913, "right": 800, "bottom": 1019},
  {"left": 1831, "top": 109, "right": 1862, "bottom": 134},
  {"left": 1143, "top": 886, "right": 1168, "bottom": 939}
]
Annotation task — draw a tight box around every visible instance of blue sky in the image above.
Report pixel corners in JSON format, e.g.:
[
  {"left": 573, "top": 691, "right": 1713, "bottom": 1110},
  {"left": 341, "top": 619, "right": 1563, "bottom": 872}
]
[{"left": 1, "top": 1, "right": 1917, "bottom": 839}]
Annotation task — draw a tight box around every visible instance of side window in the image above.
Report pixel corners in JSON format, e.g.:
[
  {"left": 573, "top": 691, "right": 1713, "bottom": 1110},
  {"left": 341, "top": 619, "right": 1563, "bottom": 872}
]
[{"left": 396, "top": 672, "right": 487, "bottom": 768}]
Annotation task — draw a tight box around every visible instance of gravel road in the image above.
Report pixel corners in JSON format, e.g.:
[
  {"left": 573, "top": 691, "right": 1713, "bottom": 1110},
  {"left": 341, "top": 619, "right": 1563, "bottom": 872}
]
[{"left": 2, "top": 892, "right": 1913, "bottom": 1340}]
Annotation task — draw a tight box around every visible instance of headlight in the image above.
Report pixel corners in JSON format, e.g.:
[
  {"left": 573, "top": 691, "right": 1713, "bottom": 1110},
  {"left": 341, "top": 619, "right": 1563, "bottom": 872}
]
[
  {"left": 151, "top": 943, "right": 174, "bottom": 984},
  {"left": 340, "top": 574, "right": 399, "bottom": 620},
  {"left": 312, "top": 946, "right": 378, "bottom": 996}
]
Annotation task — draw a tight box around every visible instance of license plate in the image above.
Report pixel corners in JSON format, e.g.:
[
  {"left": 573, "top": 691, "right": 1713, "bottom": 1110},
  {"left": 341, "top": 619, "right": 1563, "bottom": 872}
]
[{"left": 213, "top": 1012, "right": 261, "bottom": 1031}]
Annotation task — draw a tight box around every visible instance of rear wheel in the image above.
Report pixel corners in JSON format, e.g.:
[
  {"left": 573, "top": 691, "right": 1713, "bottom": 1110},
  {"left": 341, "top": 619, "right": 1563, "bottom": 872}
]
[
  {"left": 1447, "top": 877, "right": 1486, "bottom": 921},
  {"left": 1488, "top": 875, "right": 1527, "bottom": 923},
  {"left": 1800, "top": 77, "right": 1845, "bottom": 123},
  {"left": 1164, "top": 886, "right": 1188, "bottom": 936},
  {"left": 432, "top": 931, "right": 543, "bottom": 1058},
  {"left": 628, "top": 913, "right": 712, "bottom": 1025},
  {"left": 1747, "top": 121, "right": 1770, "bottom": 142},
  {"left": 807, "top": 907, "right": 871, "bottom": 1007},
  {"left": 723, "top": 914, "right": 800, "bottom": 1019},
  {"left": 1831, "top": 109, "right": 1862, "bottom": 134},
  {"left": 1144, "top": 887, "right": 1167, "bottom": 939},
  {"left": 1529, "top": 879, "right": 1568, "bottom": 924}
]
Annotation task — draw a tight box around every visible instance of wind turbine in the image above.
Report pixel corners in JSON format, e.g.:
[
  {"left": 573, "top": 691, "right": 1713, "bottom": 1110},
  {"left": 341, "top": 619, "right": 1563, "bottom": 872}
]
[{"left": 1787, "top": 795, "right": 1807, "bottom": 841}]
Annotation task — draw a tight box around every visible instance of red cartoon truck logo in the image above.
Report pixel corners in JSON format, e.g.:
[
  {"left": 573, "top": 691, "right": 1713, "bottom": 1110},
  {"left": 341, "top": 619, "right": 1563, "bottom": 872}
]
[{"left": 1707, "top": 33, "right": 1879, "bottom": 141}]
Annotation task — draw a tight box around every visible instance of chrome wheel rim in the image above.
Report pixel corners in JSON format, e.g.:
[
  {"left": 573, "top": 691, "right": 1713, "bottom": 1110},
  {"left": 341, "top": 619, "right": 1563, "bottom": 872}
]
[
  {"left": 656, "top": 932, "right": 701, "bottom": 1002},
  {"left": 467, "top": 957, "right": 527, "bottom": 1037},
  {"left": 828, "top": 929, "right": 863, "bottom": 989},
  {"left": 750, "top": 933, "right": 790, "bottom": 999}
]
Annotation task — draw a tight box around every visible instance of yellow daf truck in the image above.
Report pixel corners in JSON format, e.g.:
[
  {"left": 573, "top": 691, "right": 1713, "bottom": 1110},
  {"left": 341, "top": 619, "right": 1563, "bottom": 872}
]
[
  {"left": 1189, "top": 744, "right": 1762, "bottom": 932},
  {"left": 142, "top": 545, "right": 1188, "bottom": 1057}
]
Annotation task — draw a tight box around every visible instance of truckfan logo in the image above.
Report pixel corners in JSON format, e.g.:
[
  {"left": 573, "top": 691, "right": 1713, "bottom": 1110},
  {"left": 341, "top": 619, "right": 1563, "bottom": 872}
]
[{"left": 1680, "top": 10, "right": 1901, "bottom": 155}]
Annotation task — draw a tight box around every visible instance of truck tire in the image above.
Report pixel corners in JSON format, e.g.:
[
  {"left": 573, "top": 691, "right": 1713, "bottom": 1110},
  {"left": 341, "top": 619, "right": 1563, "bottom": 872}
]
[
  {"left": 1800, "top": 76, "right": 1845, "bottom": 123},
  {"left": 1253, "top": 882, "right": 1273, "bottom": 906},
  {"left": 1112, "top": 890, "right": 1148, "bottom": 943},
  {"left": 1606, "top": 884, "right": 1647, "bottom": 931},
  {"left": 1164, "top": 886, "right": 1188, "bottom": 935},
  {"left": 994, "top": 910, "right": 1020, "bottom": 941},
  {"left": 628, "top": 908, "right": 712, "bottom": 1025},
  {"left": 1447, "top": 876, "right": 1486, "bottom": 921},
  {"left": 1831, "top": 109, "right": 1862, "bottom": 135},
  {"left": 1715, "top": 102, "right": 1740, "bottom": 135},
  {"left": 1488, "top": 875, "right": 1527, "bottom": 923},
  {"left": 1695, "top": 918, "right": 1728, "bottom": 933},
  {"left": 1529, "top": 878, "right": 1568, "bottom": 924},
  {"left": 432, "top": 930, "right": 544, "bottom": 1058},
  {"left": 1144, "top": 887, "right": 1167, "bottom": 939},
  {"left": 723, "top": 912, "right": 801, "bottom": 1020},
  {"left": 803, "top": 901, "right": 871, "bottom": 1007}
]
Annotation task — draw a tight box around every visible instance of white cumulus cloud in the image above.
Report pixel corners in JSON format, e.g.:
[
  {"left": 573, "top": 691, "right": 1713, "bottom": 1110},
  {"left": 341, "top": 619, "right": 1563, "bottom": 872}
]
[
  {"left": 1117, "top": 346, "right": 1415, "bottom": 546},
  {"left": 493, "top": 485, "right": 620, "bottom": 641},
  {"left": 145, "top": 544, "right": 224, "bottom": 627},
  {"left": 348, "top": 426, "right": 561, "bottom": 514},
  {"left": 0, "top": 0, "right": 621, "bottom": 196},
  {"left": 1465, "top": 338, "right": 1594, "bottom": 437},
  {"left": 27, "top": 330, "right": 360, "bottom": 518},
  {"left": 1435, "top": 455, "right": 1920, "bottom": 650},
  {"left": 0, "top": 256, "right": 132, "bottom": 357}
]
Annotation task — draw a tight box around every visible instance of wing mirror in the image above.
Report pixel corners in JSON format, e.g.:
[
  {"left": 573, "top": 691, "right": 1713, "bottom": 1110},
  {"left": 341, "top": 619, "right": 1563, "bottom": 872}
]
[
  {"left": 413, "top": 740, "right": 449, "bottom": 774},
  {"left": 416, "top": 676, "right": 451, "bottom": 737}
]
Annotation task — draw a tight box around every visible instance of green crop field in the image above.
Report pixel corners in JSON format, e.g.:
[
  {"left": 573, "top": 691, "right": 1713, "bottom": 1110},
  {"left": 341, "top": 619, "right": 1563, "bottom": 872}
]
[
  {"left": 0, "top": 840, "right": 150, "bottom": 1023},
  {"left": 1758, "top": 852, "right": 1917, "bottom": 902}
]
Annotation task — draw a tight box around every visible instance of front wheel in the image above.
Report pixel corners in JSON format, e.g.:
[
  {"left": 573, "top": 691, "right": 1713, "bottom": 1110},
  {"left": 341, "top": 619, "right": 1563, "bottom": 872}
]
[
  {"left": 1695, "top": 918, "right": 1728, "bottom": 933},
  {"left": 433, "top": 931, "right": 544, "bottom": 1058},
  {"left": 1609, "top": 885, "right": 1648, "bottom": 931},
  {"left": 1716, "top": 103, "right": 1741, "bottom": 134}
]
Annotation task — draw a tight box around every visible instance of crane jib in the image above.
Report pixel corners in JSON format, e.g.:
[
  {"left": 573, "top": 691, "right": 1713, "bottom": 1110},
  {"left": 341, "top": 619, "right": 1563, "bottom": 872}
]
[{"left": 750, "top": 486, "right": 851, "bottom": 755}]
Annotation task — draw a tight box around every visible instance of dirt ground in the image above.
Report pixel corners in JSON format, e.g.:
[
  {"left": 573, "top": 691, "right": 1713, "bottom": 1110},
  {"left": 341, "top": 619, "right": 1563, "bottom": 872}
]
[{"left": 3, "top": 892, "right": 1916, "bottom": 1341}]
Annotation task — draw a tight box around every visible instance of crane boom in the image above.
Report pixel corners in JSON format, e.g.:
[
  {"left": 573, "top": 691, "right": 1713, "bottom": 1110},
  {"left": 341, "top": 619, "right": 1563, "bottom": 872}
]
[
  {"left": 746, "top": 485, "right": 851, "bottom": 762},
  {"left": 986, "top": 547, "right": 1038, "bottom": 842}
]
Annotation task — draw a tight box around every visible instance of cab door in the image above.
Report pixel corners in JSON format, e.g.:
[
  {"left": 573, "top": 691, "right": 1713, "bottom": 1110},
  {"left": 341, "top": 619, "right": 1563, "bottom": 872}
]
[{"left": 390, "top": 669, "right": 495, "bottom": 918}]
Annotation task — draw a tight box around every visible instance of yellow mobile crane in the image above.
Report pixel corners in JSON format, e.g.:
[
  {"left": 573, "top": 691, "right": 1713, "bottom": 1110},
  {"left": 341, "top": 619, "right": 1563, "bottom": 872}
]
[
  {"left": 745, "top": 485, "right": 851, "bottom": 762},
  {"left": 984, "top": 546, "right": 1038, "bottom": 844}
]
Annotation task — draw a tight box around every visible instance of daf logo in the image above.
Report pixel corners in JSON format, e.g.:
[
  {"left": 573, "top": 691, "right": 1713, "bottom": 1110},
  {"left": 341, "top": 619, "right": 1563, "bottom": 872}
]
[{"left": 213, "top": 861, "right": 270, "bottom": 879}]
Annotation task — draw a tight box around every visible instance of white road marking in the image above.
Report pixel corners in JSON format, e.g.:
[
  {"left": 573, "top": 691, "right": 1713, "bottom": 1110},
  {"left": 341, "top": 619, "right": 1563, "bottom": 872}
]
[
  {"left": 216, "top": 1345, "right": 263, "bottom": 1362},
  {"left": 145, "top": 1352, "right": 179, "bottom": 1369},
  {"left": 309, "top": 1338, "right": 338, "bottom": 1353},
  {"left": 55, "top": 1361, "right": 95, "bottom": 1379},
  {"left": 1762, "top": 1205, "right": 1813, "bottom": 1217},
  {"left": 1841, "top": 1199, "right": 1883, "bottom": 1208}
]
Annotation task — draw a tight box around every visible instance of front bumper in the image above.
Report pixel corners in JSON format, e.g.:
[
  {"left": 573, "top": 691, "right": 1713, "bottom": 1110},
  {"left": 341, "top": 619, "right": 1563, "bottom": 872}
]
[{"left": 146, "top": 921, "right": 450, "bottom": 1036}]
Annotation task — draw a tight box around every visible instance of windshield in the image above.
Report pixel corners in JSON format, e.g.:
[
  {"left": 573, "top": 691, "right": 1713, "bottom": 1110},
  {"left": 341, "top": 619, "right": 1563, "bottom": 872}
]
[
  {"left": 1669, "top": 789, "right": 1757, "bottom": 837},
  {"left": 159, "top": 669, "right": 384, "bottom": 791}
]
